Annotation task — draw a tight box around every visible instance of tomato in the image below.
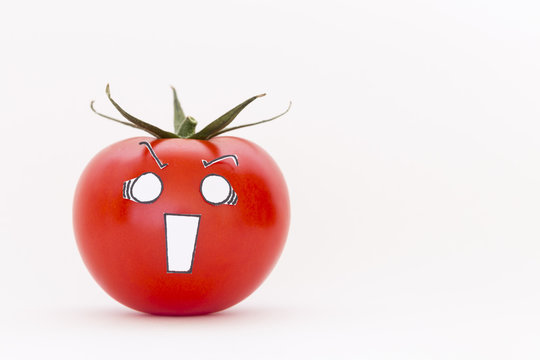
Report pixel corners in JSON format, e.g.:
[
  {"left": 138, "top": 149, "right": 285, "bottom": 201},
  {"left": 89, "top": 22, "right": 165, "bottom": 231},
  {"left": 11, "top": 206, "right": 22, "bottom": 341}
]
[
  {"left": 73, "top": 136, "right": 289, "bottom": 315},
  {"left": 73, "top": 86, "right": 290, "bottom": 315}
]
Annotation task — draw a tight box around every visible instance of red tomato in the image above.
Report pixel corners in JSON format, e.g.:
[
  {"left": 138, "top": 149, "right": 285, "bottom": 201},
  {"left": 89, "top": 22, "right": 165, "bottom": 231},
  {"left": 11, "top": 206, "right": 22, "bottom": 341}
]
[{"left": 73, "top": 136, "right": 290, "bottom": 315}]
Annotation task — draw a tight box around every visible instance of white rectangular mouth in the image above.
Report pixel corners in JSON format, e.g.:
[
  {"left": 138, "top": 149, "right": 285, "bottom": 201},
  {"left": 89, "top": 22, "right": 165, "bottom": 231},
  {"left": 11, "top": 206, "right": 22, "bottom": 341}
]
[{"left": 164, "top": 214, "right": 201, "bottom": 273}]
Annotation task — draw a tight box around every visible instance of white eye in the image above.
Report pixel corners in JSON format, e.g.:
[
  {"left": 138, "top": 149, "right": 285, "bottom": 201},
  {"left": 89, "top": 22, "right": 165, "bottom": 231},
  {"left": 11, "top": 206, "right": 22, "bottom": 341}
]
[
  {"left": 200, "top": 174, "right": 238, "bottom": 206},
  {"left": 123, "top": 172, "right": 163, "bottom": 204}
]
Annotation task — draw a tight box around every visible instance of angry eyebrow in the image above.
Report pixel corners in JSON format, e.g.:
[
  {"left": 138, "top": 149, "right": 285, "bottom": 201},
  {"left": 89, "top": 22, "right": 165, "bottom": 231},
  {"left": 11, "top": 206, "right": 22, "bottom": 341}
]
[
  {"left": 139, "top": 141, "right": 168, "bottom": 169},
  {"left": 202, "top": 154, "right": 239, "bottom": 168}
]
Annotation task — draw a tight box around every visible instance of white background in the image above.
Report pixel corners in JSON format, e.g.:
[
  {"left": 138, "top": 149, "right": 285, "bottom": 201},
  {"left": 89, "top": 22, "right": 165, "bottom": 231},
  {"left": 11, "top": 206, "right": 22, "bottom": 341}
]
[{"left": 1, "top": 0, "right": 540, "bottom": 359}]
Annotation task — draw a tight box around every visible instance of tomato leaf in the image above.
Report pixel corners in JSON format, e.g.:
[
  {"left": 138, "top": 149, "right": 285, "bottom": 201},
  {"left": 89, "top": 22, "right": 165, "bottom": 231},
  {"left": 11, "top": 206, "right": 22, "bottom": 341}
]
[
  {"left": 106, "top": 84, "right": 180, "bottom": 139},
  {"left": 171, "top": 86, "right": 187, "bottom": 135},
  {"left": 211, "top": 101, "right": 292, "bottom": 137},
  {"left": 90, "top": 100, "right": 139, "bottom": 129},
  {"left": 189, "top": 94, "right": 266, "bottom": 140}
]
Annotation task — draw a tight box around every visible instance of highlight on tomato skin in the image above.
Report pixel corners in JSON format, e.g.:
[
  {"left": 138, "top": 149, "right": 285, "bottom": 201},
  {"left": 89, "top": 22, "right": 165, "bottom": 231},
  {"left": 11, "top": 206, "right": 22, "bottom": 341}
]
[{"left": 73, "top": 86, "right": 291, "bottom": 315}]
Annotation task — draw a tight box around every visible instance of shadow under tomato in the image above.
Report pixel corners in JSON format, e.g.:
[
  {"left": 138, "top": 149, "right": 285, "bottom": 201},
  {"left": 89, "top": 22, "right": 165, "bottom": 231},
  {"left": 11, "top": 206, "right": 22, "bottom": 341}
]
[{"left": 65, "top": 302, "right": 299, "bottom": 327}]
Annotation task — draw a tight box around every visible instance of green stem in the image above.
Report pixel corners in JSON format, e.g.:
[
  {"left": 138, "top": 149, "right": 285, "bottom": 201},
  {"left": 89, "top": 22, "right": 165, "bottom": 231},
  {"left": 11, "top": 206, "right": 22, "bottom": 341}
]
[{"left": 178, "top": 115, "right": 197, "bottom": 137}]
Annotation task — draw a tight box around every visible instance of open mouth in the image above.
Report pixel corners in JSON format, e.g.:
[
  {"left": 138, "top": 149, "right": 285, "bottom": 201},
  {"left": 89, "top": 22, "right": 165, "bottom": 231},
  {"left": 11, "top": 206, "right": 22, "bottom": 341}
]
[{"left": 164, "top": 214, "right": 201, "bottom": 273}]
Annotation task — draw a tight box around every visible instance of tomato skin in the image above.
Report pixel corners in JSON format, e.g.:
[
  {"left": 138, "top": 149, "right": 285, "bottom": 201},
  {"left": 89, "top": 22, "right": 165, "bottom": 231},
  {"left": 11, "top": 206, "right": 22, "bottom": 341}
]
[{"left": 73, "top": 136, "right": 289, "bottom": 315}]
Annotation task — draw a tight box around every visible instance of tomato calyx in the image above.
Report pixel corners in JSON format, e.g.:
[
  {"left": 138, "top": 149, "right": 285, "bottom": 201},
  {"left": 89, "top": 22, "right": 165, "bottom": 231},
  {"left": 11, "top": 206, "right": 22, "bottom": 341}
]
[{"left": 90, "top": 84, "right": 291, "bottom": 140}]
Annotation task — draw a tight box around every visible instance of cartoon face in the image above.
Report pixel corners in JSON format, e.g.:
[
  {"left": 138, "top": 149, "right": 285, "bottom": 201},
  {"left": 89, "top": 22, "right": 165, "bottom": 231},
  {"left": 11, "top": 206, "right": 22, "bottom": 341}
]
[
  {"left": 120, "top": 141, "right": 239, "bottom": 273},
  {"left": 73, "top": 137, "right": 290, "bottom": 315}
]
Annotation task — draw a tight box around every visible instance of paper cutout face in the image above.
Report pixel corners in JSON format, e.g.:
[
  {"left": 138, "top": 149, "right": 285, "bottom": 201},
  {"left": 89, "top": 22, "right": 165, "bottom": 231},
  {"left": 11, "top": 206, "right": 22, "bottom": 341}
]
[{"left": 123, "top": 141, "right": 239, "bottom": 273}]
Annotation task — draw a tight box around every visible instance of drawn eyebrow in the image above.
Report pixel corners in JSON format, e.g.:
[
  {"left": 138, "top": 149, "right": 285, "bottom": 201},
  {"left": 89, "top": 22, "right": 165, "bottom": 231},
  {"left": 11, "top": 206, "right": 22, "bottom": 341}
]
[
  {"left": 139, "top": 141, "right": 168, "bottom": 169},
  {"left": 202, "top": 154, "right": 239, "bottom": 168}
]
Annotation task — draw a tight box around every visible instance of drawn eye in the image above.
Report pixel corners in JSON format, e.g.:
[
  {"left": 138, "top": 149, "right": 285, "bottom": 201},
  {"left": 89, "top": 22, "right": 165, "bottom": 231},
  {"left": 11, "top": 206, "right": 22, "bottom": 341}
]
[
  {"left": 123, "top": 172, "right": 163, "bottom": 204},
  {"left": 200, "top": 174, "right": 238, "bottom": 206}
]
